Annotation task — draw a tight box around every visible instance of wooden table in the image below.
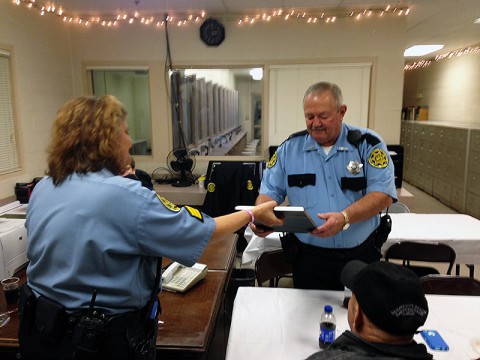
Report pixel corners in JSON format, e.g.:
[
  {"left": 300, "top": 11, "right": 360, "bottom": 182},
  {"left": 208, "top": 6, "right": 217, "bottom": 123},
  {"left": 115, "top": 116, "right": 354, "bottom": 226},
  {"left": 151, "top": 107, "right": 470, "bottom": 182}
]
[
  {"left": 0, "top": 234, "right": 238, "bottom": 360},
  {"left": 158, "top": 271, "right": 227, "bottom": 358}
]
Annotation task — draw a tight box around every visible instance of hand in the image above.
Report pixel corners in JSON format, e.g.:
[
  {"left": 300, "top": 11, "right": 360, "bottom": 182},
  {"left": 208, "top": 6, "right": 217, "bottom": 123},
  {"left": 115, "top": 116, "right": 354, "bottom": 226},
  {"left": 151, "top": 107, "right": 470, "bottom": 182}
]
[
  {"left": 250, "top": 222, "right": 276, "bottom": 237},
  {"left": 310, "top": 212, "right": 345, "bottom": 238},
  {"left": 251, "top": 200, "right": 284, "bottom": 229}
]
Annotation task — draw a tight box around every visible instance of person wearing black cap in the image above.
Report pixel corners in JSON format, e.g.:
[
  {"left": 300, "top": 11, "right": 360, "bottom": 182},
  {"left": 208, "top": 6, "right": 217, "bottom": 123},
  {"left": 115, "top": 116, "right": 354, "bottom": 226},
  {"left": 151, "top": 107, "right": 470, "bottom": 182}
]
[
  {"left": 121, "top": 156, "right": 154, "bottom": 190},
  {"left": 306, "top": 260, "right": 433, "bottom": 359}
]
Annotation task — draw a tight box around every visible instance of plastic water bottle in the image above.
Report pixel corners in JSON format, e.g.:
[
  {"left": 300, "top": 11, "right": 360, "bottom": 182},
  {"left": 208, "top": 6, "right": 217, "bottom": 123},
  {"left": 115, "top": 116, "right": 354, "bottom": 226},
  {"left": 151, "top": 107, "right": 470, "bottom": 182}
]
[
  {"left": 319, "top": 304, "right": 336, "bottom": 349},
  {"left": 343, "top": 287, "right": 352, "bottom": 308}
]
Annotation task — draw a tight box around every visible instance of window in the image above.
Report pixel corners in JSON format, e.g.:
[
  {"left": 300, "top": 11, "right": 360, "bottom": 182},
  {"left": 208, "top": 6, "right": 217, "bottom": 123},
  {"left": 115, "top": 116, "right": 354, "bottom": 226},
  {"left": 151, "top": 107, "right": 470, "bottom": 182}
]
[
  {"left": 169, "top": 67, "right": 263, "bottom": 156},
  {"left": 89, "top": 68, "right": 152, "bottom": 155},
  {"left": 0, "top": 49, "right": 20, "bottom": 175}
]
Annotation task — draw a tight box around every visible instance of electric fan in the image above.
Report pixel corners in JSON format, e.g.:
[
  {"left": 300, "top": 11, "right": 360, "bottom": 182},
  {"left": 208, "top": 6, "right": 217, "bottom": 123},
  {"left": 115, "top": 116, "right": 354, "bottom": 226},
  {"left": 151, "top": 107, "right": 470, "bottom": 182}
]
[{"left": 167, "top": 147, "right": 196, "bottom": 187}]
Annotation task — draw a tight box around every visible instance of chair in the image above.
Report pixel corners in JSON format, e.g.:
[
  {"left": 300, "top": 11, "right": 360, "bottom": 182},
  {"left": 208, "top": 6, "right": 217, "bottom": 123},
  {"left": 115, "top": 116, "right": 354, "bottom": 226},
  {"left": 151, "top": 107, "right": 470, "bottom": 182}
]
[
  {"left": 384, "top": 241, "right": 456, "bottom": 277},
  {"left": 420, "top": 275, "right": 480, "bottom": 295},
  {"left": 255, "top": 249, "right": 292, "bottom": 287}
]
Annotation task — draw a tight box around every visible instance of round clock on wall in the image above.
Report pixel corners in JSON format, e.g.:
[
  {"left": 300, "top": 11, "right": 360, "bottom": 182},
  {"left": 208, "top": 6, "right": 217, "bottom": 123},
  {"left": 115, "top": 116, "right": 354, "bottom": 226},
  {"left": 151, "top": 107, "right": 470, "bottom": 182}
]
[{"left": 200, "top": 18, "right": 225, "bottom": 46}]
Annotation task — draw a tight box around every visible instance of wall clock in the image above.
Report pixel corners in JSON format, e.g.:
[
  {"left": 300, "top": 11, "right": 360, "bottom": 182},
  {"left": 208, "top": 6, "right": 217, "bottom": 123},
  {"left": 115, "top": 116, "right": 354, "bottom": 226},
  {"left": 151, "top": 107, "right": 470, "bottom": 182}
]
[{"left": 200, "top": 18, "right": 225, "bottom": 46}]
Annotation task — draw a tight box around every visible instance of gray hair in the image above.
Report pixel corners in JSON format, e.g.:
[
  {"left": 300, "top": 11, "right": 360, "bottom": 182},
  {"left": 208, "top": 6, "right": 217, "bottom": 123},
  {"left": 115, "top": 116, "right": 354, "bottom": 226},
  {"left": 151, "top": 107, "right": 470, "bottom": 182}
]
[{"left": 303, "top": 82, "right": 344, "bottom": 111}]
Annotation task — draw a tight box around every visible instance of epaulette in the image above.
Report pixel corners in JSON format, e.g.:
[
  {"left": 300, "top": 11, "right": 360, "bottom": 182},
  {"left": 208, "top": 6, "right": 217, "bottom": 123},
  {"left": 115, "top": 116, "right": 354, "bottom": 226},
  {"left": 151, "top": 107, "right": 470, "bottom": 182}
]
[
  {"left": 347, "top": 130, "right": 380, "bottom": 148},
  {"left": 363, "top": 133, "right": 381, "bottom": 146},
  {"left": 275, "top": 129, "right": 309, "bottom": 149},
  {"left": 287, "top": 129, "right": 309, "bottom": 140},
  {"left": 273, "top": 130, "right": 309, "bottom": 151},
  {"left": 268, "top": 130, "right": 308, "bottom": 162}
]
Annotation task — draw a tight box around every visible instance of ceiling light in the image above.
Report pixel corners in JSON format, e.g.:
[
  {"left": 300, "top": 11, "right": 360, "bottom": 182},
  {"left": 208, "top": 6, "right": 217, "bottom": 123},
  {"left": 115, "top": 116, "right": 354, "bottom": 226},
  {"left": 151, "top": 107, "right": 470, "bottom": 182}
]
[
  {"left": 404, "top": 45, "right": 444, "bottom": 57},
  {"left": 474, "top": 17, "right": 480, "bottom": 24},
  {"left": 249, "top": 68, "right": 263, "bottom": 80}
]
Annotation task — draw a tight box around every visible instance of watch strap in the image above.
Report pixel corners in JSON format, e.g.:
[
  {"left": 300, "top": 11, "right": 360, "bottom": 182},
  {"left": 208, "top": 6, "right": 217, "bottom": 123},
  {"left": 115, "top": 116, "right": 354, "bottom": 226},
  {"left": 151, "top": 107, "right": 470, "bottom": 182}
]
[{"left": 341, "top": 211, "right": 350, "bottom": 230}]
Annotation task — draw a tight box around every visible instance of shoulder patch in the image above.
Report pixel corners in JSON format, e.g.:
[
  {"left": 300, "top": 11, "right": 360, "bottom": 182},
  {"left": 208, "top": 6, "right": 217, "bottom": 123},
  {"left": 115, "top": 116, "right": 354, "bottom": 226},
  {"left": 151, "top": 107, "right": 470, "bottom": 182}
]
[
  {"left": 157, "top": 195, "right": 180, "bottom": 212},
  {"left": 267, "top": 151, "right": 277, "bottom": 168},
  {"left": 368, "top": 149, "right": 389, "bottom": 168},
  {"left": 185, "top": 206, "right": 204, "bottom": 222}
]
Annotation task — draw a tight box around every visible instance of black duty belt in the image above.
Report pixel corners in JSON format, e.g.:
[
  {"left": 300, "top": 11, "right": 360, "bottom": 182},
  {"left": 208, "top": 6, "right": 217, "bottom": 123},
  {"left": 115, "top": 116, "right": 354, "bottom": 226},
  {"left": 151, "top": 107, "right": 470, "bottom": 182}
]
[
  {"left": 295, "top": 231, "right": 377, "bottom": 260},
  {"left": 66, "top": 307, "right": 145, "bottom": 334}
]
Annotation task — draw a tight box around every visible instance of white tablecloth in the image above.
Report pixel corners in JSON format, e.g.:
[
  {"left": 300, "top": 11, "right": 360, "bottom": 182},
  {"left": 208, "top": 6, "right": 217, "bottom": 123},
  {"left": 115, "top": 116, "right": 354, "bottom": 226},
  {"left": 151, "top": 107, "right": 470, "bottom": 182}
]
[
  {"left": 385, "top": 213, "right": 480, "bottom": 264},
  {"left": 241, "top": 226, "right": 282, "bottom": 268},
  {"left": 226, "top": 287, "right": 480, "bottom": 360},
  {"left": 241, "top": 214, "right": 480, "bottom": 266}
]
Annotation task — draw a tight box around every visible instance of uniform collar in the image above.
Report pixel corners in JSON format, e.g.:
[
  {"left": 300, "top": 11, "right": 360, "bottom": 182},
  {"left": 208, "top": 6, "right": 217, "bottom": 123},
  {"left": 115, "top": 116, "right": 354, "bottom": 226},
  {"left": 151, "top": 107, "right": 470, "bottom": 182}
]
[
  {"left": 303, "top": 124, "right": 356, "bottom": 154},
  {"left": 71, "top": 168, "right": 117, "bottom": 181}
]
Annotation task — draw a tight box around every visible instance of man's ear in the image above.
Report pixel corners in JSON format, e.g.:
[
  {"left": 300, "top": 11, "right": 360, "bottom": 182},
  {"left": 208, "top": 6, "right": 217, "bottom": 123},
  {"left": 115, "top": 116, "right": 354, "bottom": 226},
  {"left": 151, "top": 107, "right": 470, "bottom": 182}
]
[
  {"left": 352, "top": 306, "right": 365, "bottom": 332},
  {"left": 339, "top": 104, "right": 347, "bottom": 117}
]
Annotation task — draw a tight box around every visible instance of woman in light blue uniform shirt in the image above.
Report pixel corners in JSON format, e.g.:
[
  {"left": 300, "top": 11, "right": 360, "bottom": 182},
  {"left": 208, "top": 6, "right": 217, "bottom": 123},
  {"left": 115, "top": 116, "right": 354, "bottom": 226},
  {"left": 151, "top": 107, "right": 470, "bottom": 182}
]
[{"left": 20, "top": 95, "right": 281, "bottom": 360}]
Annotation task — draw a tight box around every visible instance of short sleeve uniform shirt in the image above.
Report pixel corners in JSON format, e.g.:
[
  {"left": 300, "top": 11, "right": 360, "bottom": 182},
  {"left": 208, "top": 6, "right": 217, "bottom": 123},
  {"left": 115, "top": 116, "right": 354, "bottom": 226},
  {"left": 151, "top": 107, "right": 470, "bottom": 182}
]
[
  {"left": 260, "top": 123, "right": 397, "bottom": 249},
  {"left": 26, "top": 169, "right": 215, "bottom": 314}
]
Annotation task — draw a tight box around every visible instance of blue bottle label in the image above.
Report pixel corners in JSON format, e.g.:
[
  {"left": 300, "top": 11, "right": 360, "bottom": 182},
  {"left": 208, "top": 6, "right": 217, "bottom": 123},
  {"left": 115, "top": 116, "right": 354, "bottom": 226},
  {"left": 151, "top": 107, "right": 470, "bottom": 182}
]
[{"left": 320, "top": 322, "right": 336, "bottom": 344}]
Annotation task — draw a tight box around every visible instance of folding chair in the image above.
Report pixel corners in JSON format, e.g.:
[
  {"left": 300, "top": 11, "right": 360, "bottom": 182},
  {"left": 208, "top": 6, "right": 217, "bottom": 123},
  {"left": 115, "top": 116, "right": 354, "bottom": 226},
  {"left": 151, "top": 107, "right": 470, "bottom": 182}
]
[
  {"left": 384, "top": 241, "right": 456, "bottom": 277},
  {"left": 420, "top": 275, "right": 480, "bottom": 295},
  {"left": 255, "top": 249, "right": 292, "bottom": 287}
]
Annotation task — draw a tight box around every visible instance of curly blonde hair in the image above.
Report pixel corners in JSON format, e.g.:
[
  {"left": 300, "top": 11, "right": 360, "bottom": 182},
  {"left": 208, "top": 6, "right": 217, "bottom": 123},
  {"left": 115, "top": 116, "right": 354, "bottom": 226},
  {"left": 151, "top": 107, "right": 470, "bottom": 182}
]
[{"left": 47, "top": 95, "right": 128, "bottom": 185}]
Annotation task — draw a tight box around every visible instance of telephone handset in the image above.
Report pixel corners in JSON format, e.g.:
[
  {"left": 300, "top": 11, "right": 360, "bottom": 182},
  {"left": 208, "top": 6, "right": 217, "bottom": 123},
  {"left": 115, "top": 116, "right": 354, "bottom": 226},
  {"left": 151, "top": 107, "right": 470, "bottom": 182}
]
[{"left": 161, "top": 262, "right": 208, "bottom": 292}]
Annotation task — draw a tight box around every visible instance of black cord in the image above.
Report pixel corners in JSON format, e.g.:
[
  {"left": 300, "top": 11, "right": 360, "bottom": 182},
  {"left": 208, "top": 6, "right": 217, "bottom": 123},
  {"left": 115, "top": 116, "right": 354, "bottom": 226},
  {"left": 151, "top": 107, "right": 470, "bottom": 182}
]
[{"left": 163, "top": 17, "right": 189, "bottom": 150}]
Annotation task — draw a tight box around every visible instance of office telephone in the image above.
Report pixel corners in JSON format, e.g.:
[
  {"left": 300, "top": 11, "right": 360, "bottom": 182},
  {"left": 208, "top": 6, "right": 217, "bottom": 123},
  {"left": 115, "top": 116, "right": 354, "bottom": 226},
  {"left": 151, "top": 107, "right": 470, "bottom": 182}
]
[{"left": 161, "top": 262, "right": 208, "bottom": 292}]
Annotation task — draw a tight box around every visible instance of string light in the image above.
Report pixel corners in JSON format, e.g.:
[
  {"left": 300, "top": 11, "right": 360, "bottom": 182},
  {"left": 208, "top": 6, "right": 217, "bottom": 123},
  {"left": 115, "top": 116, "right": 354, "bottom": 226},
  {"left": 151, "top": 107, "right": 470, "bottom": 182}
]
[
  {"left": 404, "top": 60, "right": 432, "bottom": 71},
  {"left": 11, "top": 0, "right": 206, "bottom": 28},
  {"left": 404, "top": 45, "right": 480, "bottom": 70},
  {"left": 12, "top": 0, "right": 410, "bottom": 29}
]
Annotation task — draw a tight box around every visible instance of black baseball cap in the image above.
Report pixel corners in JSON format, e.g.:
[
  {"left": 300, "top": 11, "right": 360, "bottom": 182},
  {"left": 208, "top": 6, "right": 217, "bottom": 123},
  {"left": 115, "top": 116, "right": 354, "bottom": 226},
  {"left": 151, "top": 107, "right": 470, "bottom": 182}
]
[{"left": 341, "top": 260, "right": 429, "bottom": 336}]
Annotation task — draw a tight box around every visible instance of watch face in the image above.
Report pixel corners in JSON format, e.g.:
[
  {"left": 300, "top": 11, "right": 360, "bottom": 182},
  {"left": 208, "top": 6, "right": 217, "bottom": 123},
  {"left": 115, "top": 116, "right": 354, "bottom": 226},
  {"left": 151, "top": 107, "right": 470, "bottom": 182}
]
[{"left": 200, "top": 18, "right": 225, "bottom": 46}]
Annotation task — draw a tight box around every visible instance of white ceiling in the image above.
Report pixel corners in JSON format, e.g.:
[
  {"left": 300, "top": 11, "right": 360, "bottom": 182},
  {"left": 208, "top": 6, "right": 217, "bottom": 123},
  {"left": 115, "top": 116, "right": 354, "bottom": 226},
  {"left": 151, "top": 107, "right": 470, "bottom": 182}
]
[{"left": 41, "top": 0, "right": 480, "bottom": 59}]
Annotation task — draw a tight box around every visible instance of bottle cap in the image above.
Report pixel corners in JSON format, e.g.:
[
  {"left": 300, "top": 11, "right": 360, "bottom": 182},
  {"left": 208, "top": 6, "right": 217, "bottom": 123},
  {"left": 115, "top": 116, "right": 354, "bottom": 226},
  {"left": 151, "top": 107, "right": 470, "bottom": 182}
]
[{"left": 324, "top": 305, "right": 333, "bottom": 313}]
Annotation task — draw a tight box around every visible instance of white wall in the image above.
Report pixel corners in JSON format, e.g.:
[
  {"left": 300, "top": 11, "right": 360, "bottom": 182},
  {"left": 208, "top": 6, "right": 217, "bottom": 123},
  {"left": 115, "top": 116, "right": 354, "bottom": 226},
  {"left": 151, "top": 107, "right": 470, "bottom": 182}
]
[
  {"left": 0, "top": 2, "right": 73, "bottom": 200},
  {"left": 403, "top": 54, "right": 480, "bottom": 124},
  {"left": 0, "top": 3, "right": 407, "bottom": 199},
  {"left": 68, "top": 16, "right": 406, "bottom": 173}
]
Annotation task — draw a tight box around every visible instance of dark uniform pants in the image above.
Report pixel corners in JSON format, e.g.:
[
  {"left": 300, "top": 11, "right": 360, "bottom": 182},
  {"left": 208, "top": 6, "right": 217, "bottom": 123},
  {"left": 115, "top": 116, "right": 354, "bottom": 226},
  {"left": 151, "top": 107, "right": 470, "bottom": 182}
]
[
  {"left": 291, "top": 232, "right": 382, "bottom": 290},
  {"left": 18, "top": 285, "right": 157, "bottom": 360}
]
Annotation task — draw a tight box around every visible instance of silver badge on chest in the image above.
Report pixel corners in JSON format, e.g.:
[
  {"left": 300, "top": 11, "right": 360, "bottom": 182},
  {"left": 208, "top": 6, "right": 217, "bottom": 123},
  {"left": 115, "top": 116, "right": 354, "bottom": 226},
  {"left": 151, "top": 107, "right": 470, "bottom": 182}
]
[{"left": 346, "top": 160, "right": 363, "bottom": 175}]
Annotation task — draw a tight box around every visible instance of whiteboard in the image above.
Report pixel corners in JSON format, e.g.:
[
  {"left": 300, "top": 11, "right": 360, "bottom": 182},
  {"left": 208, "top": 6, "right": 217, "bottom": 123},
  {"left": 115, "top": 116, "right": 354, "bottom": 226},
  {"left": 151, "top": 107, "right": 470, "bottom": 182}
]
[{"left": 268, "top": 63, "right": 372, "bottom": 145}]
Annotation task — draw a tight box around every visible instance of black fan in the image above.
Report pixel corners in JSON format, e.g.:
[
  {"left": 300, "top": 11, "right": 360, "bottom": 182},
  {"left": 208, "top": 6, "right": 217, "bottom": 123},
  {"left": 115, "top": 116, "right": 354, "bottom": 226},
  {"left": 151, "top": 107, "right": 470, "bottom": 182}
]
[{"left": 167, "top": 148, "right": 196, "bottom": 187}]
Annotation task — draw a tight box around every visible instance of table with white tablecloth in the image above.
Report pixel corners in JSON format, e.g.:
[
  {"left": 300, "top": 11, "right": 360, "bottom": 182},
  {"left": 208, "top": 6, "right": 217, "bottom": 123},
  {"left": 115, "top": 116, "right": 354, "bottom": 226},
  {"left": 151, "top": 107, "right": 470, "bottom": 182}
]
[
  {"left": 226, "top": 287, "right": 480, "bottom": 360},
  {"left": 241, "top": 214, "right": 480, "bottom": 276},
  {"left": 384, "top": 213, "right": 480, "bottom": 267}
]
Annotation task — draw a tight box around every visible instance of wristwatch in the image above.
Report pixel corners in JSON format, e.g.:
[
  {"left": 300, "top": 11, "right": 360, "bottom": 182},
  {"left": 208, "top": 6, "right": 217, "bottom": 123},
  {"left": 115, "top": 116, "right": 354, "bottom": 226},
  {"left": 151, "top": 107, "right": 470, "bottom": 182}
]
[{"left": 341, "top": 211, "right": 350, "bottom": 230}]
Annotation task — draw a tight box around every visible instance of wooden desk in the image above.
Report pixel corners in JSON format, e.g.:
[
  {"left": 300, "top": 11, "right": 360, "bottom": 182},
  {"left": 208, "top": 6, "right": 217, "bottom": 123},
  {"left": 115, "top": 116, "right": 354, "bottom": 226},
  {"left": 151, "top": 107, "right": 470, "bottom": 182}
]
[
  {"left": 163, "top": 234, "right": 237, "bottom": 272},
  {"left": 154, "top": 183, "right": 206, "bottom": 206},
  {"left": 158, "top": 271, "right": 226, "bottom": 358},
  {"left": 0, "top": 268, "right": 26, "bottom": 356},
  {"left": 0, "top": 235, "right": 238, "bottom": 360},
  {"left": 199, "top": 234, "right": 237, "bottom": 272}
]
